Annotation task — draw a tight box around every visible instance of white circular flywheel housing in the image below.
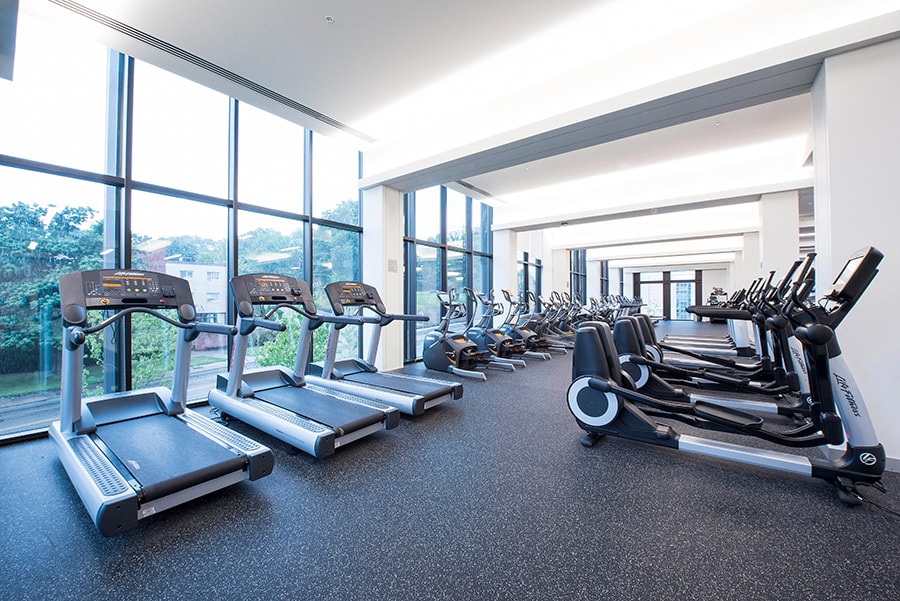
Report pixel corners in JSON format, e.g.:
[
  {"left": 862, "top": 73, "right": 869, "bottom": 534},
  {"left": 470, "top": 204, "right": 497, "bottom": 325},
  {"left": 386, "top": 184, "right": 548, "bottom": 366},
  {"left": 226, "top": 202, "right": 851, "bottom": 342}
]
[
  {"left": 645, "top": 345, "right": 662, "bottom": 363},
  {"left": 567, "top": 376, "right": 621, "bottom": 427},
  {"left": 619, "top": 354, "right": 649, "bottom": 388}
]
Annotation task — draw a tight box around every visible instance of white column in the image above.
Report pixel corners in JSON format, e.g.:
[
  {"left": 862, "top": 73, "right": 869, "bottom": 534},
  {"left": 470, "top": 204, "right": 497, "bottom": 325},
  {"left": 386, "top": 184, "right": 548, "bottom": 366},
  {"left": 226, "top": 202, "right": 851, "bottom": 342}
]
[
  {"left": 550, "top": 249, "right": 568, "bottom": 295},
  {"left": 362, "top": 185, "right": 405, "bottom": 371},
  {"left": 812, "top": 38, "right": 900, "bottom": 465},
  {"left": 732, "top": 232, "right": 760, "bottom": 291},
  {"left": 758, "top": 190, "right": 799, "bottom": 276},
  {"left": 586, "top": 260, "right": 603, "bottom": 299}
]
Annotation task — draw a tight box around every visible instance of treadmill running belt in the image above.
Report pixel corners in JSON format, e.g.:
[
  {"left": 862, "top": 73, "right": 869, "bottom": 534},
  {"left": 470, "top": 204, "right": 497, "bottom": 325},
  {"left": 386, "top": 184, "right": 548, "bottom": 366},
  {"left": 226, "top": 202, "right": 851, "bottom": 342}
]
[
  {"left": 97, "top": 413, "right": 245, "bottom": 503},
  {"left": 254, "top": 386, "right": 383, "bottom": 433},
  {"left": 345, "top": 371, "right": 451, "bottom": 401}
]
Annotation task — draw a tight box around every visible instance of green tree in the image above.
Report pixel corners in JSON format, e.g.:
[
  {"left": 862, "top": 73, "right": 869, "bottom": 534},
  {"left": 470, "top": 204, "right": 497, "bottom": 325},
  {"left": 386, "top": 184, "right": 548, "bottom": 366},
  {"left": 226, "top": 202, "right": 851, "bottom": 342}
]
[
  {"left": 237, "top": 226, "right": 303, "bottom": 276},
  {"left": 0, "top": 202, "right": 102, "bottom": 374}
]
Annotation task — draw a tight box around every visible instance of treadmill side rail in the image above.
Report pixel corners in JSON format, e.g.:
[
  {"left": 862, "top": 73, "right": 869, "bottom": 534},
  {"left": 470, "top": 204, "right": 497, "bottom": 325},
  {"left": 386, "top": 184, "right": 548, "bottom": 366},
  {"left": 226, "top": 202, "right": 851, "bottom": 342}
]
[
  {"left": 50, "top": 424, "right": 140, "bottom": 536},
  {"left": 178, "top": 409, "right": 275, "bottom": 480}
]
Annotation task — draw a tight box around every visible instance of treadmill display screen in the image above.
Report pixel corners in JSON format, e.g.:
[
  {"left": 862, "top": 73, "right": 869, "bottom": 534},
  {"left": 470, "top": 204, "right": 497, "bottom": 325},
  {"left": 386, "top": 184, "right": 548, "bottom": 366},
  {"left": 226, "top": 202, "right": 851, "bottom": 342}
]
[
  {"left": 87, "top": 274, "right": 160, "bottom": 298},
  {"left": 231, "top": 273, "right": 315, "bottom": 315},
  {"left": 247, "top": 275, "right": 291, "bottom": 297},
  {"left": 337, "top": 283, "right": 367, "bottom": 305},
  {"left": 59, "top": 269, "right": 193, "bottom": 325}
]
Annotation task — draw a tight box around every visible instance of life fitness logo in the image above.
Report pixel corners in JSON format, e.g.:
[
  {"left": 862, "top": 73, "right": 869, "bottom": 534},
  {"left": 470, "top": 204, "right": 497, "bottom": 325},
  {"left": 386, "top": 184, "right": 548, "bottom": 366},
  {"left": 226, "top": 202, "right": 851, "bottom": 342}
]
[{"left": 858, "top": 452, "right": 878, "bottom": 466}]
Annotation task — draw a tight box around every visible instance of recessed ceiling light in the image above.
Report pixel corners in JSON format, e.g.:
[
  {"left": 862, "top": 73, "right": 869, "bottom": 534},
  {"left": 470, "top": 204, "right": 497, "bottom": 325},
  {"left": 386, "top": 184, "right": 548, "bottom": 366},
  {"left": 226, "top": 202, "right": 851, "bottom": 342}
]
[{"left": 324, "top": 15, "right": 334, "bottom": 24}]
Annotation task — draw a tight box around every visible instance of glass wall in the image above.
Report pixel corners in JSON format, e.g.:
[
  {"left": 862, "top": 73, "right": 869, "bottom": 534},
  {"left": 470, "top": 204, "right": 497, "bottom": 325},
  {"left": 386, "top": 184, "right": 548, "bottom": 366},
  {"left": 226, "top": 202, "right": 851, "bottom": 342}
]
[
  {"left": 633, "top": 270, "right": 701, "bottom": 320},
  {"left": 0, "top": 15, "right": 362, "bottom": 439},
  {"left": 403, "top": 186, "right": 492, "bottom": 362},
  {"left": 570, "top": 249, "right": 587, "bottom": 305},
  {"left": 518, "top": 251, "right": 542, "bottom": 313}
]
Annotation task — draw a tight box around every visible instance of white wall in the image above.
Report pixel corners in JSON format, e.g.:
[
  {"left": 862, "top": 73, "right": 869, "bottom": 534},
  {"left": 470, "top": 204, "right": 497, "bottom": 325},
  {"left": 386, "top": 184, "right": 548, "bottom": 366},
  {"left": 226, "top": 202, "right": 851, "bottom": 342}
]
[
  {"left": 812, "top": 38, "right": 900, "bottom": 466},
  {"left": 702, "top": 268, "right": 729, "bottom": 299}
]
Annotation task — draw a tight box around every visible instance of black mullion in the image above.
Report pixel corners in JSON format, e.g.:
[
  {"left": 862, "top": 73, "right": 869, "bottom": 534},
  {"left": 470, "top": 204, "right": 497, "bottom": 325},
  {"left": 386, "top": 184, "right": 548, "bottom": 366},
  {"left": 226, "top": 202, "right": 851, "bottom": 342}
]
[
  {"left": 303, "top": 129, "right": 313, "bottom": 283},
  {"left": 121, "top": 55, "right": 136, "bottom": 391},
  {"left": 662, "top": 271, "right": 672, "bottom": 320},
  {"left": 226, "top": 99, "right": 239, "bottom": 368},
  {"left": 103, "top": 51, "right": 126, "bottom": 394}
]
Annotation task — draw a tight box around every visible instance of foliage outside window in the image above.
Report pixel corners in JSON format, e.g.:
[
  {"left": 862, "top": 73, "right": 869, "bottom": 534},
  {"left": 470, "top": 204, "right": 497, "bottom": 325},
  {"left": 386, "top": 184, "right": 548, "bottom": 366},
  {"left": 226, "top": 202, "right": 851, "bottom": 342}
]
[{"left": 403, "top": 185, "right": 492, "bottom": 362}]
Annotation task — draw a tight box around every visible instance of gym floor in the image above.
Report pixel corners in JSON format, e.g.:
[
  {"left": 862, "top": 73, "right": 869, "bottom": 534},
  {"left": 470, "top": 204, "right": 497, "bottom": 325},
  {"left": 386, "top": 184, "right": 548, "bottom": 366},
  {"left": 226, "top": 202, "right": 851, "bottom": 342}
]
[{"left": 1, "top": 321, "right": 898, "bottom": 600}]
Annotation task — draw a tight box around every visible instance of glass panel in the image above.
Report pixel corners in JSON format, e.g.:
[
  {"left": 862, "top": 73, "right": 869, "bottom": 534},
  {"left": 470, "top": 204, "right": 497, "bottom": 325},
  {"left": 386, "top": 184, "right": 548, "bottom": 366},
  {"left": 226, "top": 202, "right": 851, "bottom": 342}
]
[
  {"left": 641, "top": 271, "right": 664, "bottom": 282},
  {"left": 131, "top": 191, "right": 228, "bottom": 398},
  {"left": 312, "top": 133, "right": 360, "bottom": 225},
  {"left": 414, "top": 244, "right": 443, "bottom": 360},
  {"left": 517, "top": 263, "right": 524, "bottom": 295},
  {"left": 312, "top": 223, "right": 361, "bottom": 362},
  {"left": 0, "top": 14, "right": 110, "bottom": 173},
  {"left": 472, "top": 254, "right": 491, "bottom": 296},
  {"left": 446, "top": 188, "right": 467, "bottom": 249},
  {"left": 414, "top": 186, "right": 441, "bottom": 243},
  {"left": 447, "top": 250, "right": 468, "bottom": 331},
  {"left": 131, "top": 61, "right": 229, "bottom": 197},
  {"left": 237, "top": 210, "right": 304, "bottom": 277},
  {"left": 472, "top": 200, "right": 490, "bottom": 253},
  {"left": 641, "top": 283, "right": 664, "bottom": 317},
  {"left": 529, "top": 262, "right": 541, "bottom": 301},
  {"left": 0, "top": 167, "right": 108, "bottom": 436},
  {"left": 671, "top": 281, "right": 695, "bottom": 320},
  {"left": 237, "top": 103, "right": 304, "bottom": 213}
]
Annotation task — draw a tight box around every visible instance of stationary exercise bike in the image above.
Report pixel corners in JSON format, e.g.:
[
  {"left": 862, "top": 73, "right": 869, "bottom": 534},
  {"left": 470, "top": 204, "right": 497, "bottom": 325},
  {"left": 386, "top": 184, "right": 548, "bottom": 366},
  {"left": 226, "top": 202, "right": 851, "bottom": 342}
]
[{"left": 567, "top": 247, "right": 886, "bottom": 505}]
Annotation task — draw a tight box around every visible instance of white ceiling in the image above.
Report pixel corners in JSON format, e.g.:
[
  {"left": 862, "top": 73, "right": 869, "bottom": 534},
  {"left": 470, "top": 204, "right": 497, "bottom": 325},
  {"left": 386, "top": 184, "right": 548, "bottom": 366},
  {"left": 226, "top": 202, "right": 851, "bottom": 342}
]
[{"left": 23, "top": 0, "right": 900, "bottom": 267}]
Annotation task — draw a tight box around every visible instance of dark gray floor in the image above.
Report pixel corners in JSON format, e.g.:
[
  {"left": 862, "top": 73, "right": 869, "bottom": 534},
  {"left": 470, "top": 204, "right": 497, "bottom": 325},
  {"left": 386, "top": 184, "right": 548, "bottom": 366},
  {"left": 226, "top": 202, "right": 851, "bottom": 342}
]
[{"left": 2, "top": 321, "right": 898, "bottom": 601}]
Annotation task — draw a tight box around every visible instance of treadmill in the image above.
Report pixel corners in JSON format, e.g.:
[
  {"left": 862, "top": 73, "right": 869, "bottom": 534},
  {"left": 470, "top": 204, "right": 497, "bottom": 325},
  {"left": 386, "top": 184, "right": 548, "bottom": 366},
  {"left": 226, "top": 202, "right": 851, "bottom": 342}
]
[
  {"left": 309, "top": 281, "right": 463, "bottom": 415},
  {"left": 49, "top": 269, "right": 274, "bottom": 537},
  {"left": 209, "top": 274, "right": 400, "bottom": 457}
]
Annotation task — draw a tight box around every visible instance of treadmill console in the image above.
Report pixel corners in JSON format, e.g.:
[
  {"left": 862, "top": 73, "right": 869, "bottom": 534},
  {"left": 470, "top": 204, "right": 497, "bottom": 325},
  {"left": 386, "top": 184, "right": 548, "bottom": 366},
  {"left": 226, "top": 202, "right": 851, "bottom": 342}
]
[
  {"left": 59, "top": 269, "right": 195, "bottom": 327},
  {"left": 230, "top": 273, "right": 316, "bottom": 316},
  {"left": 827, "top": 247, "right": 883, "bottom": 302},
  {"left": 323, "top": 281, "right": 386, "bottom": 316}
]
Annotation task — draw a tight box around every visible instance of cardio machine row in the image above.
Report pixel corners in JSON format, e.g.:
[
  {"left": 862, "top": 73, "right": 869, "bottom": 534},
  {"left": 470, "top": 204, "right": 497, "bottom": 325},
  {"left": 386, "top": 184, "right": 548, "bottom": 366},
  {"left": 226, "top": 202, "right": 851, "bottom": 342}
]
[
  {"left": 567, "top": 247, "right": 887, "bottom": 506},
  {"left": 52, "top": 269, "right": 461, "bottom": 537},
  {"left": 422, "top": 287, "right": 574, "bottom": 380}
]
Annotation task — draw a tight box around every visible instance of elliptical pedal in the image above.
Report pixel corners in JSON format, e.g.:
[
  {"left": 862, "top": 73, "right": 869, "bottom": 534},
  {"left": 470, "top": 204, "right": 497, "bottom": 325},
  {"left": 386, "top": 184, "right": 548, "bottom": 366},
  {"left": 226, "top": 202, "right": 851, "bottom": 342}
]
[{"left": 691, "top": 400, "right": 764, "bottom": 430}]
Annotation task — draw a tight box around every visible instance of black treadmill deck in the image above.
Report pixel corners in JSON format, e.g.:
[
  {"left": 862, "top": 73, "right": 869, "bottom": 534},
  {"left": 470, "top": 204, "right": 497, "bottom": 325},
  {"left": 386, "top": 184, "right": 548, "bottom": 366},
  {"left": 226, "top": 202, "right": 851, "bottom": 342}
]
[
  {"left": 253, "top": 385, "right": 384, "bottom": 433},
  {"left": 345, "top": 370, "right": 457, "bottom": 401},
  {"left": 96, "top": 413, "right": 245, "bottom": 502}
]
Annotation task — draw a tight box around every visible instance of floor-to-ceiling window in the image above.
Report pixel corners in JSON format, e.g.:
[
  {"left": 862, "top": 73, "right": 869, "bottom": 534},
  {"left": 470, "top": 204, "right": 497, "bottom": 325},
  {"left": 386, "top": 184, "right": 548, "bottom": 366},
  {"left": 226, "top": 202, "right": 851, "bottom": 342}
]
[
  {"left": 0, "top": 14, "right": 361, "bottom": 439},
  {"left": 517, "top": 251, "right": 543, "bottom": 314},
  {"left": 633, "top": 269, "right": 702, "bottom": 320},
  {"left": 570, "top": 249, "right": 587, "bottom": 305},
  {"left": 403, "top": 186, "right": 492, "bottom": 362}
]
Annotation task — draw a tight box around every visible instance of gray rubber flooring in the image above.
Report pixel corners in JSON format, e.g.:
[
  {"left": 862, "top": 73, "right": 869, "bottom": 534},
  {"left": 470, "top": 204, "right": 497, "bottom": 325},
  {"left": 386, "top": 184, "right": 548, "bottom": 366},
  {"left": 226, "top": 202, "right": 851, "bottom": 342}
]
[{"left": 1, "top": 321, "right": 898, "bottom": 600}]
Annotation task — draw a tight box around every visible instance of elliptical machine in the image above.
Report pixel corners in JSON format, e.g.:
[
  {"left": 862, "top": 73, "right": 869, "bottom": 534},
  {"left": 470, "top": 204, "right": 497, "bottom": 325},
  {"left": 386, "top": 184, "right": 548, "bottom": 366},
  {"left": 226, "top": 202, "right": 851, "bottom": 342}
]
[
  {"left": 463, "top": 287, "right": 527, "bottom": 368},
  {"left": 567, "top": 247, "right": 886, "bottom": 505},
  {"left": 422, "top": 289, "right": 492, "bottom": 380},
  {"left": 499, "top": 288, "right": 559, "bottom": 357}
]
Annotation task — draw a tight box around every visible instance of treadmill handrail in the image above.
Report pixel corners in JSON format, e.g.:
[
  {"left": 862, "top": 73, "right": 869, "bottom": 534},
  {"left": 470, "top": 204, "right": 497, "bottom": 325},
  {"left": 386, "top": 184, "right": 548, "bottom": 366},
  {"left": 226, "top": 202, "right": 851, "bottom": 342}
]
[
  {"left": 264, "top": 302, "right": 381, "bottom": 328},
  {"left": 238, "top": 315, "right": 287, "bottom": 335},
  {"left": 359, "top": 304, "right": 429, "bottom": 325},
  {"left": 82, "top": 306, "right": 194, "bottom": 335}
]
